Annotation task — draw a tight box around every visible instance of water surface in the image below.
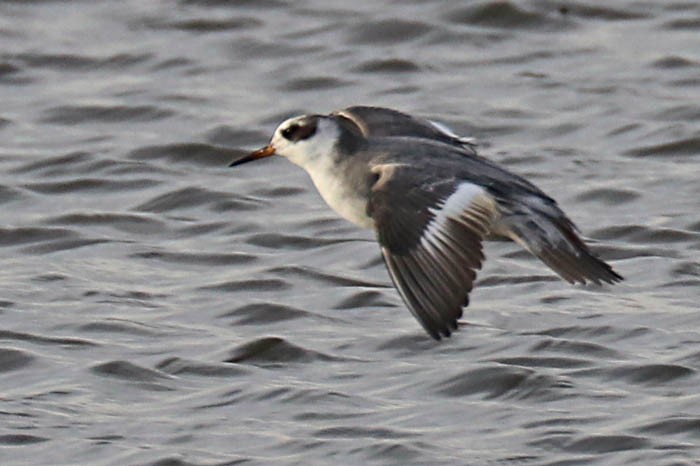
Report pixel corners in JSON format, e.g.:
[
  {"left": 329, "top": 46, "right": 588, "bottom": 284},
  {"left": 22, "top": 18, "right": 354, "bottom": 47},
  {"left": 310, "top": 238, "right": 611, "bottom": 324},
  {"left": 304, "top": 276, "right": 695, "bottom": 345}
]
[{"left": 1, "top": 1, "right": 699, "bottom": 465}]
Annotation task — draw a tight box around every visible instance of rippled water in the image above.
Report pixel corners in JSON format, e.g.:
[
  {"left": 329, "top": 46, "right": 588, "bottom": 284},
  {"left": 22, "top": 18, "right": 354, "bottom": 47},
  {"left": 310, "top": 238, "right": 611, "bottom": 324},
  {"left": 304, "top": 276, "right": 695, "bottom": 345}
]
[{"left": 1, "top": 1, "right": 700, "bottom": 465}]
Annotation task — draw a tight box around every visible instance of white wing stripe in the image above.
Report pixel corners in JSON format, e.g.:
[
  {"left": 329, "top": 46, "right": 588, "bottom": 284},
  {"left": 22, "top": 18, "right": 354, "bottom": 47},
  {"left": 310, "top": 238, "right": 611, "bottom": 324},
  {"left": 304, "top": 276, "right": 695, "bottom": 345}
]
[
  {"left": 428, "top": 120, "right": 477, "bottom": 145},
  {"left": 421, "top": 182, "right": 491, "bottom": 250}
]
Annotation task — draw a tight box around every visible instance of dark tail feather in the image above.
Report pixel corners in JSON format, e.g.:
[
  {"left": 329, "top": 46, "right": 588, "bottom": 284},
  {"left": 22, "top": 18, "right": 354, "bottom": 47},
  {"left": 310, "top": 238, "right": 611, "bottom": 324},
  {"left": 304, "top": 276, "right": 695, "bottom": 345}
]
[{"left": 503, "top": 211, "right": 623, "bottom": 285}]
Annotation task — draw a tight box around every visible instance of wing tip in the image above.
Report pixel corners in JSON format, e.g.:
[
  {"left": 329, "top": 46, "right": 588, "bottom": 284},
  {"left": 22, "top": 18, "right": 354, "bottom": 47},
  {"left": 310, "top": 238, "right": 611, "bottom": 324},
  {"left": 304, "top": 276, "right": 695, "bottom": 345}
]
[
  {"left": 588, "top": 263, "right": 624, "bottom": 286},
  {"left": 425, "top": 317, "right": 459, "bottom": 340},
  {"left": 556, "top": 252, "right": 624, "bottom": 286}
]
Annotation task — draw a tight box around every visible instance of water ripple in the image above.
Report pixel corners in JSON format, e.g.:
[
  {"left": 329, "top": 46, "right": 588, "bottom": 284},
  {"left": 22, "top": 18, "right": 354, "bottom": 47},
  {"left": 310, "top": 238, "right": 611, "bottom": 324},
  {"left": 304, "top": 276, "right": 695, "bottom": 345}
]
[
  {"left": 201, "top": 276, "right": 290, "bottom": 292},
  {"left": 246, "top": 232, "right": 346, "bottom": 250},
  {"left": 91, "top": 361, "right": 175, "bottom": 389},
  {"left": 40, "top": 105, "right": 174, "bottom": 125},
  {"left": 46, "top": 212, "right": 166, "bottom": 235},
  {"left": 156, "top": 357, "right": 250, "bottom": 377},
  {"left": 435, "top": 365, "right": 572, "bottom": 400},
  {"left": 0, "top": 330, "right": 96, "bottom": 348},
  {"left": 135, "top": 187, "right": 263, "bottom": 213},
  {"left": 352, "top": 58, "right": 422, "bottom": 74},
  {"left": 10, "top": 52, "right": 151, "bottom": 71},
  {"left": 225, "top": 336, "right": 341, "bottom": 365},
  {"left": 0, "top": 227, "right": 74, "bottom": 246},
  {"left": 636, "top": 416, "right": 700, "bottom": 437},
  {"left": 220, "top": 303, "right": 320, "bottom": 325},
  {"left": 624, "top": 136, "right": 700, "bottom": 158},
  {"left": 128, "top": 143, "right": 246, "bottom": 167},
  {"left": 0, "top": 434, "right": 49, "bottom": 445},
  {"left": 132, "top": 250, "right": 256, "bottom": 266},
  {"left": 444, "top": 2, "right": 569, "bottom": 30},
  {"left": 24, "top": 178, "right": 156, "bottom": 194},
  {"left": 346, "top": 19, "right": 431, "bottom": 44},
  {"left": 572, "top": 363, "right": 695, "bottom": 386},
  {"left": 0, "top": 348, "right": 35, "bottom": 373}
]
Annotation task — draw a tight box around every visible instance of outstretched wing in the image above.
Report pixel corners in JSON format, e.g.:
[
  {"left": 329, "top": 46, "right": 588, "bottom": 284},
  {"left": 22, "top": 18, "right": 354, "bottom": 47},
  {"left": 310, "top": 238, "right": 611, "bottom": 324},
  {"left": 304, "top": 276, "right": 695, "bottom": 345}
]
[{"left": 367, "top": 164, "right": 498, "bottom": 340}]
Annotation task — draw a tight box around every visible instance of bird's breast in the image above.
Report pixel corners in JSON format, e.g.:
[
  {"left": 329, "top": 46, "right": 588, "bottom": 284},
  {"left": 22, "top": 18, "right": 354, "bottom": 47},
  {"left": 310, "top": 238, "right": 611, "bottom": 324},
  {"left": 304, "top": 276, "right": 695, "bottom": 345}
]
[{"left": 304, "top": 159, "right": 375, "bottom": 229}]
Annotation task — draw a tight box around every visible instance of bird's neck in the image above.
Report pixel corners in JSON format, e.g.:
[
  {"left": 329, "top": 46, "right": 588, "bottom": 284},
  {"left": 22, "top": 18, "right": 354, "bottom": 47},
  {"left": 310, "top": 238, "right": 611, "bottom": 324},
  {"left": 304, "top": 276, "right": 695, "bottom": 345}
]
[{"left": 303, "top": 154, "right": 375, "bottom": 230}]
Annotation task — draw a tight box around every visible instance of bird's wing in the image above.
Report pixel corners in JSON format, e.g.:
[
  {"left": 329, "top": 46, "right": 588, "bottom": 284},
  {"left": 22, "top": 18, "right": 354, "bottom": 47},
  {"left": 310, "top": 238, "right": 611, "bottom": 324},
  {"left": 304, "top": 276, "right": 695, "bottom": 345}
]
[
  {"left": 334, "top": 106, "right": 478, "bottom": 155},
  {"left": 495, "top": 196, "right": 623, "bottom": 285},
  {"left": 367, "top": 164, "right": 498, "bottom": 339}
]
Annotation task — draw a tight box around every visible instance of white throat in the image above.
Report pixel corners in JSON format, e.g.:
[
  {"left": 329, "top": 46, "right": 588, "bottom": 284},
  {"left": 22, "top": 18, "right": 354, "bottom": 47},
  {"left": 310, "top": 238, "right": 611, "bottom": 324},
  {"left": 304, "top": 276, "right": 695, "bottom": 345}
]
[
  {"left": 304, "top": 155, "right": 374, "bottom": 229},
  {"left": 272, "top": 117, "right": 373, "bottom": 229}
]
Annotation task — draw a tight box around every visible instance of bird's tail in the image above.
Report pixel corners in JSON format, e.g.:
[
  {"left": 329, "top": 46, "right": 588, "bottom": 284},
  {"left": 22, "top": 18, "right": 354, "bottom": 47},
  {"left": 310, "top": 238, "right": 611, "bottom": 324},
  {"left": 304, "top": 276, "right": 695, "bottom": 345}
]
[{"left": 495, "top": 198, "right": 623, "bottom": 285}]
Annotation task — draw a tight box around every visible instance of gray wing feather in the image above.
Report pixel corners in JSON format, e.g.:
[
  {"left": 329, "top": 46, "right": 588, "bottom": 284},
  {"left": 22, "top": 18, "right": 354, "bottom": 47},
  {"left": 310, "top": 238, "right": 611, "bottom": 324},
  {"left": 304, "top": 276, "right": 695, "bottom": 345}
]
[
  {"left": 335, "top": 106, "right": 478, "bottom": 155},
  {"left": 497, "top": 204, "right": 623, "bottom": 285},
  {"left": 368, "top": 165, "right": 497, "bottom": 339},
  {"left": 362, "top": 137, "right": 623, "bottom": 287}
]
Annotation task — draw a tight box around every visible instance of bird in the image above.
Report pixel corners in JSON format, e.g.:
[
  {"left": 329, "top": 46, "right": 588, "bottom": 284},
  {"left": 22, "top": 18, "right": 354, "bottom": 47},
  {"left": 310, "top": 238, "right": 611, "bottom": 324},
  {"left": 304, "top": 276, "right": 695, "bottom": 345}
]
[{"left": 230, "top": 106, "right": 623, "bottom": 340}]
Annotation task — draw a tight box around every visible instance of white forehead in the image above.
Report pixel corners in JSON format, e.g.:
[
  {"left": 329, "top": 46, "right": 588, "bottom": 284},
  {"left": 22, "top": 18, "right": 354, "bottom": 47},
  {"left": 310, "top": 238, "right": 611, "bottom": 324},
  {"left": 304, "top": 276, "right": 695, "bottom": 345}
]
[{"left": 271, "top": 115, "right": 340, "bottom": 168}]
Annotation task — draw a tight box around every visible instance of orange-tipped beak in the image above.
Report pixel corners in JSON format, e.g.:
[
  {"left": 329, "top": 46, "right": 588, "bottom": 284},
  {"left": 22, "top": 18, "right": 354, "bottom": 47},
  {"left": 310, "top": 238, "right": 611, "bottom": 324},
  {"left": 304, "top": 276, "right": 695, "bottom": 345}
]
[{"left": 229, "top": 145, "right": 276, "bottom": 167}]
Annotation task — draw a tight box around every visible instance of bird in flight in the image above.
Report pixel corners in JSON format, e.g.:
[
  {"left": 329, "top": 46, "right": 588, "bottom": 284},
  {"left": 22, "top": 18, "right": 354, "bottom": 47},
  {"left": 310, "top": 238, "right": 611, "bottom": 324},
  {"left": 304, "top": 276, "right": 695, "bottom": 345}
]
[{"left": 230, "top": 106, "right": 622, "bottom": 340}]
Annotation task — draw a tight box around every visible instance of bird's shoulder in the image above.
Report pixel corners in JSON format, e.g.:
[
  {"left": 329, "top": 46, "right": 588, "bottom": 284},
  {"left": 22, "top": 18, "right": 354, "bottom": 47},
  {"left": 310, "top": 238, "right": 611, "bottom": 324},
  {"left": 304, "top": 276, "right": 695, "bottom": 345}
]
[{"left": 334, "top": 106, "right": 478, "bottom": 155}]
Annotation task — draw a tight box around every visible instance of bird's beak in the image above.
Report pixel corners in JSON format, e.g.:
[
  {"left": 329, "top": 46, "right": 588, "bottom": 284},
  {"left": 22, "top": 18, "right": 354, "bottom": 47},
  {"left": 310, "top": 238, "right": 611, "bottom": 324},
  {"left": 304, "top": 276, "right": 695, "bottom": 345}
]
[{"left": 229, "top": 145, "right": 276, "bottom": 167}]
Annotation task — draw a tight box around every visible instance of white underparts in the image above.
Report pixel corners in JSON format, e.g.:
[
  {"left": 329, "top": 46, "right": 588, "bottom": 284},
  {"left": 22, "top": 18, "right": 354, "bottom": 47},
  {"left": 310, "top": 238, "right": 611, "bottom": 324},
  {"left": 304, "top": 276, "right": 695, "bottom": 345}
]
[{"left": 305, "top": 155, "right": 374, "bottom": 229}]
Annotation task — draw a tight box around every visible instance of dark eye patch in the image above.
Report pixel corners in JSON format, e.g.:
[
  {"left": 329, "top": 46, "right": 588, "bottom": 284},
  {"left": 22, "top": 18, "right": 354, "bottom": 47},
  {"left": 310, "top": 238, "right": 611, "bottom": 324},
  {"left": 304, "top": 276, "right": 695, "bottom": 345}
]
[{"left": 280, "top": 116, "right": 318, "bottom": 142}]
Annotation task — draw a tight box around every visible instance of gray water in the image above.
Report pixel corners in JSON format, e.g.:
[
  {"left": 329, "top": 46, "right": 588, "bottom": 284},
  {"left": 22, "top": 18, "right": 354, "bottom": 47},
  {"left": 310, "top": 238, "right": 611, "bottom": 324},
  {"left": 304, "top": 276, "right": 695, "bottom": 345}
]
[{"left": 1, "top": 1, "right": 700, "bottom": 465}]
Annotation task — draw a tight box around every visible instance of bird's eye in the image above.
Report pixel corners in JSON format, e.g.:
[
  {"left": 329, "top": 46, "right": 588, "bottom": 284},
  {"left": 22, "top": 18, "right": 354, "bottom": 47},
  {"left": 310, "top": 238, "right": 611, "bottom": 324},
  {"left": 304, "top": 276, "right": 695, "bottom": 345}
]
[
  {"left": 280, "top": 117, "right": 318, "bottom": 142},
  {"left": 281, "top": 124, "right": 299, "bottom": 140}
]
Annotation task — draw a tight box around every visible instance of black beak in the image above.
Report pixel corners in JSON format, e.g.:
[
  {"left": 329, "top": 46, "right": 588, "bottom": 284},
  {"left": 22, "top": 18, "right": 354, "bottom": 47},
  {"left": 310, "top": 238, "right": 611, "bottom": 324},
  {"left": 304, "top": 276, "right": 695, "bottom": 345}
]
[{"left": 229, "top": 145, "right": 276, "bottom": 167}]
